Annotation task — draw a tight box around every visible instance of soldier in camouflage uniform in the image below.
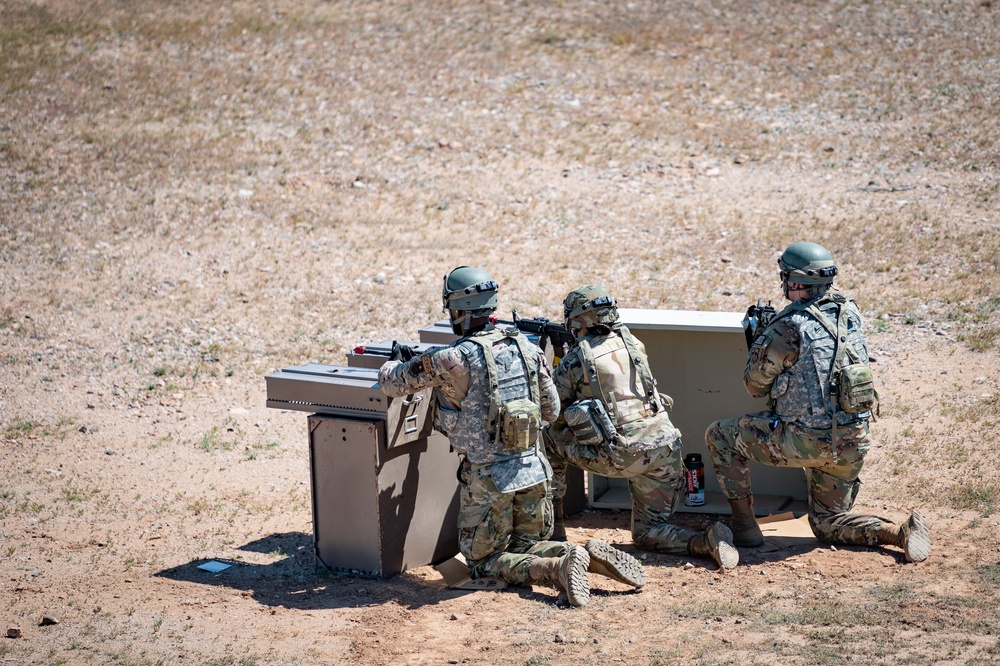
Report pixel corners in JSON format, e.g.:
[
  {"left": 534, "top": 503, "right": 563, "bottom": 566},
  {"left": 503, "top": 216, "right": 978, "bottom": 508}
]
[
  {"left": 705, "top": 242, "right": 931, "bottom": 562},
  {"left": 378, "top": 267, "right": 646, "bottom": 607},
  {"left": 544, "top": 285, "right": 739, "bottom": 570}
]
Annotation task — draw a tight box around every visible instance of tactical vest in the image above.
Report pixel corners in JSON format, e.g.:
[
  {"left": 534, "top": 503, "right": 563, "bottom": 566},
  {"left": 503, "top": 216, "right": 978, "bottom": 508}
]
[
  {"left": 769, "top": 294, "right": 870, "bottom": 429},
  {"left": 579, "top": 325, "right": 660, "bottom": 428},
  {"left": 446, "top": 328, "right": 541, "bottom": 464}
]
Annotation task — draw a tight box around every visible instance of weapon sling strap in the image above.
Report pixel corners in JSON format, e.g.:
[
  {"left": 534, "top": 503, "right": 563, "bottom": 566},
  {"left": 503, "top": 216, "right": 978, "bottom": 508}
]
[
  {"left": 467, "top": 328, "right": 540, "bottom": 441},
  {"left": 577, "top": 338, "right": 616, "bottom": 425}
]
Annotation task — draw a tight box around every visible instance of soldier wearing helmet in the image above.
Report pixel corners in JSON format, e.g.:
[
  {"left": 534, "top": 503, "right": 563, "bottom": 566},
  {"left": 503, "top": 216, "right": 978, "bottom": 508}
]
[
  {"left": 379, "top": 267, "right": 645, "bottom": 606},
  {"left": 544, "top": 285, "right": 740, "bottom": 571},
  {"left": 705, "top": 242, "right": 930, "bottom": 562}
]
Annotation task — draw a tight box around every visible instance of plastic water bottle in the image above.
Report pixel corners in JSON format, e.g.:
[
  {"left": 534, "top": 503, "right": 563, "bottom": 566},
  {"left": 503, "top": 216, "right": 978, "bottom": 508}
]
[{"left": 684, "top": 453, "right": 705, "bottom": 506}]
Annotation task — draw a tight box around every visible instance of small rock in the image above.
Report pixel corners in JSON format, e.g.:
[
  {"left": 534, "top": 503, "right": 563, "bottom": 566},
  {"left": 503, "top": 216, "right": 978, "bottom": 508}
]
[
  {"left": 554, "top": 633, "right": 566, "bottom": 643},
  {"left": 40, "top": 614, "right": 59, "bottom": 626},
  {"left": 449, "top": 613, "right": 458, "bottom": 621},
  {"left": 6, "top": 627, "right": 21, "bottom": 638}
]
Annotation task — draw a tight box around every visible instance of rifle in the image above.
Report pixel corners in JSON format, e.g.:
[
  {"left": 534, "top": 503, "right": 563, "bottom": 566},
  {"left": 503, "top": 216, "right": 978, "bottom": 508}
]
[
  {"left": 742, "top": 300, "right": 776, "bottom": 351},
  {"left": 352, "top": 342, "right": 443, "bottom": 362},
  {"left": 503, "top": 311, "right": 576, "bottom": 365}
]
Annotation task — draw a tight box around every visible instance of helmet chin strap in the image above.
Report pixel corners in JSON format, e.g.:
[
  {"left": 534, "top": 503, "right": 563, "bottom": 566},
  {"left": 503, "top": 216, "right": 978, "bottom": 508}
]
[{"left": 449, "top": 309, "right": 475, "bottom": 336}]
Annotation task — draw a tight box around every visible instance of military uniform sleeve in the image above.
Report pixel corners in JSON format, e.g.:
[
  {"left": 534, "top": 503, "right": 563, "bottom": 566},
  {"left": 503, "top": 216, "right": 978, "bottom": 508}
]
[
  {"left": 744, "top": 318, "right": 800, "bottom": 398},
  {"left": 378, "top": 346, "right": 469, "bottom": 397},
  {"left": 847, "top": 300, "right": 872, "bottom": 364},
  {"left": 536, "top": 352, "right": 561, "bottom": 423}
]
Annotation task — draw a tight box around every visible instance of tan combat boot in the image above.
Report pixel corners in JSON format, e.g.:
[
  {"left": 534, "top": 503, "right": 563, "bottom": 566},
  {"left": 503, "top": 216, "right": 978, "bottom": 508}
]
[
  {"left": 877, "top": 511, "right": 931, "bottom": 563},
  {"left": 528, "top": 544, "right": 591, "bottom": 607},
  {"left": 728, "top": 495, "right": 765, "bottom": 547},
  {"left": 584, "top": 539, "right": 647, "bottom": 588},
  {"left": 551, "top": 500, "right": 567, "bottom": 542},
  {"left": 688, "top": 522, "right": 740, "bottom": 570}
]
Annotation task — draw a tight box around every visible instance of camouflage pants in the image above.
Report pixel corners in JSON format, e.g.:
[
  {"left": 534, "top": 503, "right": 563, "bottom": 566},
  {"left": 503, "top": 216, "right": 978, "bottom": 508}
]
[
  {"left": 704, "top": 411, "right": 889, "bottom": 545},
  {"left": 544, "top": 427, "right": 696, "bottom": 554},
  {"left": 459, "top": 460, "right": 572, "bottom": 585}
]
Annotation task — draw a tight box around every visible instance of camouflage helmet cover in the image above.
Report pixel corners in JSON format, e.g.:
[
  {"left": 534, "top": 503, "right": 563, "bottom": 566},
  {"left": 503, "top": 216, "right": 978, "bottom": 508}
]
[
  {"left": 442, "top": 266, "right": 499, "bottom": 315},
  {"left": 563, "top": 285, "right": 618, "bottom": 331},
  {"left": 778, "top": 242, "right": 838, "bottom": 286}
]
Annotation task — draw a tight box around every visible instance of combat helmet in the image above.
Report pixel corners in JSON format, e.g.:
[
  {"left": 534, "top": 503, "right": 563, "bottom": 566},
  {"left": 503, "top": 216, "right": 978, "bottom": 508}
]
[
  {"left": 442, "top": 266, "right": 499, "bottom": 335},
  {"left": 778, "top": 242, "right": 838, "bottom": 300},
  {"left": 563, "top": 285, "right": 618, "bottom": 335}
]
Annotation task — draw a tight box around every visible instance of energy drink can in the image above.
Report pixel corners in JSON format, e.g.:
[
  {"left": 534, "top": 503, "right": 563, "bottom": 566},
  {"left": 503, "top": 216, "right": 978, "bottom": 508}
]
[{"left": 684, "top": 453, "right": 705, "bottom": 507}]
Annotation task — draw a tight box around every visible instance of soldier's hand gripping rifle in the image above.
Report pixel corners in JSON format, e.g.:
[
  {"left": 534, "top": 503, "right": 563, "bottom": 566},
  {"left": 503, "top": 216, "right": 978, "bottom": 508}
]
[
  {"left": 742, "top": 300, "right": 776, "bottom": 351},
  {"left": 505, "top": 311, "right": 577, "bottom": 366}
]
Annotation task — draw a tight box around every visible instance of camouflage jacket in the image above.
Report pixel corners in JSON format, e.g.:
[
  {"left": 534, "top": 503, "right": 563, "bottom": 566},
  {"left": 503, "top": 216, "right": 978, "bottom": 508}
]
[
  {"left": 745, "top": 293, "right": 871, "bottom": 429},
  {"left": 378, "top": 326, "right": 559, "bottom": 464},
  {"left": 551, "top": 326, "right": 681, "bottom": 452}
]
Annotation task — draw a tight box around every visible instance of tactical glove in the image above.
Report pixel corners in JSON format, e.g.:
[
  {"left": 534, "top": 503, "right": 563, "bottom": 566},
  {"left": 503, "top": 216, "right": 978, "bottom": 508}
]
[{"left": 390, "top": 341, "right": 418, "bottom": 362}]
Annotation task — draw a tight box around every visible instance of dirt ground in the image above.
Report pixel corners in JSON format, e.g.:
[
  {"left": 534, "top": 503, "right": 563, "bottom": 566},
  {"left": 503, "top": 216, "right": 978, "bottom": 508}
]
[{"left": 2, "top": 1, "right": 1000, "bottom": 665}]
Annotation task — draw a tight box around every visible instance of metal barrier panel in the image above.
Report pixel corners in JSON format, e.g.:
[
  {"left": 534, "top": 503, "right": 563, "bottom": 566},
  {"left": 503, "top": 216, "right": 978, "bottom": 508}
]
[
  {"left": 596, "top": 309, "right": 808, "bottom": 514},
  {"left": 266, "top": 365, "right": 460, "bottom": 578}
]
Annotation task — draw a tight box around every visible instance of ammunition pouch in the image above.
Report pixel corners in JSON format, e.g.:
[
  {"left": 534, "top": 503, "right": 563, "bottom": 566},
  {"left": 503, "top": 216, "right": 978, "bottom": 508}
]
[
  {"left": 564, "top": 398, "right": 618, "bottom": 449},
  {"left": 497, "top": 398, "right": 542, "bottom": 452},
  {"left": 836, "top": 362, "right": 876, "bottom": 414}
]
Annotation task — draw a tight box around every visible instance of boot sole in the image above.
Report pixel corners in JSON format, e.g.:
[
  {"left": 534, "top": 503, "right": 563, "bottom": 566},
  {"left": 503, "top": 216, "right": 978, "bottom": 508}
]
[
  {"left": 904, "top": 511, "right": 931, "bottom": 563},
  {"left": 585, "top": 539, "right": 648, "bottom": 588},
  {"left": 564, "top": 545, "right": 591, "bottom": 607},
  {"left": 708, "top": 523, "right": 740, "bottom": 570}
]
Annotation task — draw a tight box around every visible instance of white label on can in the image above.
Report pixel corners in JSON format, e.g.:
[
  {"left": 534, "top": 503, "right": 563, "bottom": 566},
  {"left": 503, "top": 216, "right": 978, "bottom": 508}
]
[{"left": 685, "top": 491, "right": 705, "bottom": 507}]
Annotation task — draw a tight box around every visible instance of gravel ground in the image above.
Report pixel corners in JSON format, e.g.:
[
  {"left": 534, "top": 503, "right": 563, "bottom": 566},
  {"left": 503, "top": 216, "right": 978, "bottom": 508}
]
[{"left": 2, "top": 1, "right": 999, "bottom": 664}]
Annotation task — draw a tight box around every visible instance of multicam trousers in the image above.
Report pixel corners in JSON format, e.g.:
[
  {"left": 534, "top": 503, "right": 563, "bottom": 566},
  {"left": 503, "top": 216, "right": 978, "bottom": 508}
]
[
  {"left": 544, "top": 427, "right": 696, "bottom": 554},
  {"left": 459, "top": 460, "right": 572, "bottom": 584},
  {"left": 705, "top": 411, "right": 889, "bottom": 545}
]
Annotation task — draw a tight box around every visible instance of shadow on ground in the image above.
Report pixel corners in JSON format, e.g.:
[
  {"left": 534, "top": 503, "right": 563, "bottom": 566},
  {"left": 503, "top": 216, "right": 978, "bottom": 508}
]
[{"left": 153, "top": 531, "right": 471, "bottom": 611}]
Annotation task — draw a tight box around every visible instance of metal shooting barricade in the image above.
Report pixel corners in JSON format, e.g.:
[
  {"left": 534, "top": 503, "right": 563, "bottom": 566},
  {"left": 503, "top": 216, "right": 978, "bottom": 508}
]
[{"left": 265, "top": 361, "right": 460, "bottom": 578}]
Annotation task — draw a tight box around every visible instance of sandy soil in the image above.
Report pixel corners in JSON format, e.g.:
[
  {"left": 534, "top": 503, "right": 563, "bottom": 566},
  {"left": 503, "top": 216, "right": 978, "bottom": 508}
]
[{"left": 2, "top": 1, "right": 999, "bottom": 665}]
